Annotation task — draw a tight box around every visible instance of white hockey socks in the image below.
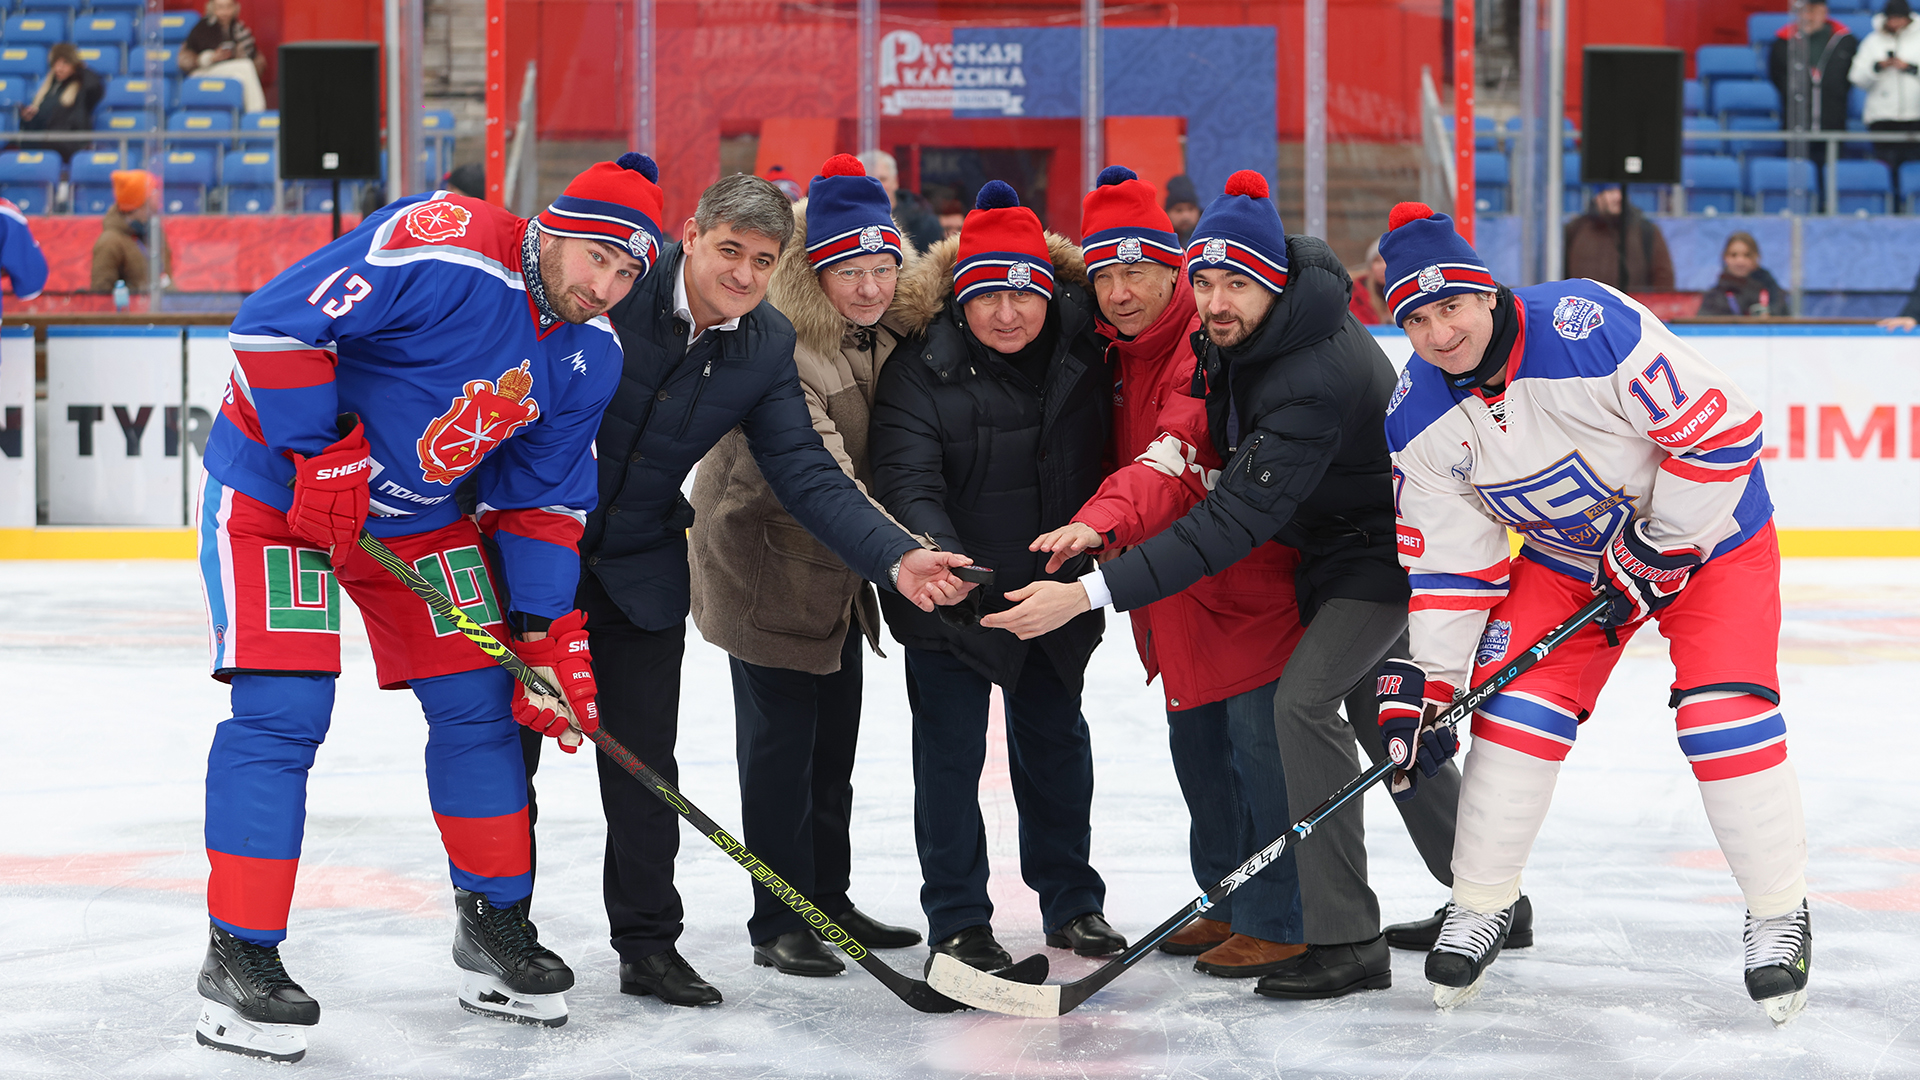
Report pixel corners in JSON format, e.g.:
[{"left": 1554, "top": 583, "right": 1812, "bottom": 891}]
[
  {"left": 1699, "top": 759, "right": 1808, "bottom": 918},
  {"left": 1450, "top": 739, "right": 1562, "bottom": 914}
]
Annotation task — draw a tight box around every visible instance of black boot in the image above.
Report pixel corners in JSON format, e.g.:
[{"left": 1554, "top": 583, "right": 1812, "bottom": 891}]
[
  {"left": 1044, "top": 913, "right": 1128, "bottom": 957},
  {"left": 1253, "top": 936, "right": 1392, "bottom": 1000},
  {"left": 620, "top": 949, "right": 723, "bottom": 1006},
  {"left": 195, "top": 924, "right": 320, "bottom": 1062},
  {"left": 1386, "top": 894, "right": 1533, "bottom": 951},
  {"left": 753, "top": 929, "right": 846, "bottom": 977},
  {"left": 453, "top": 889, "right": 573, "bottom": 1025},
  {"left": 924, "top": 925, "right": 1012, "bottom": 975},
  {"left": 828, "top": 906, "right": 923, "bottom": 949}
]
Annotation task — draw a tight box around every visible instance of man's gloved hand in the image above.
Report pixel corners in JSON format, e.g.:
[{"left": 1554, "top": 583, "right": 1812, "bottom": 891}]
[
  {"left": 284, "top": 416, "right": 373, "bottom": 557},
  {"left": 1376, "top": 658, "right": 1458, "bottom": 802},
  {"left": 508, "top": 609, "right": 599, "bottom": 753},
  {"left": 1594, "top": 518, "right": 1701, "bottom": 628}
]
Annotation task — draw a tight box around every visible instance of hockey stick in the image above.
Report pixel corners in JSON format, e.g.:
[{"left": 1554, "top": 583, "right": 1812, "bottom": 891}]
[
  {"left": 354, "top": 529, "right": 1048, "bottom": 1012},
  {"left": 926, "top": 594, "right": 1614, "bottom": 1017}
]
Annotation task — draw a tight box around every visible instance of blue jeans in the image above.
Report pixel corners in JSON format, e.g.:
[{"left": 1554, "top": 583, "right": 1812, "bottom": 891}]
[
  {"left": 1168, "top": 680, "right": 1304, "bottom": 944},
  {"left": 905, "top": 646, "right": 1106, "bottom": 943}
]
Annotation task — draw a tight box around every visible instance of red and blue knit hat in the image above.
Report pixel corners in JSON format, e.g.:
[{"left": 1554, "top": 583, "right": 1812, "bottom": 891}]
[
  {"left": 954, "top": 181, "right": 1055, "bottom": 304},
  {"left": 1184, "top": 170, "right": 1289, "bottom": 294},
  {"left": 537, "top": 152, "right": 667, "bottom": 278},
  {"left": 1080, "top": 165, "right": 1182, "bottom": 275},
  {"left": 804, "top": 154, "right": 903, "bottom": 270},
  {"left": 1378, "top": 201, "right": 1497, "bottom": 326}
]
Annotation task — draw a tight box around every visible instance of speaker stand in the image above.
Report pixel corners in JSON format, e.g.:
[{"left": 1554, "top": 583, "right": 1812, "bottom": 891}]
[{"left": 331, "top": 179, "right": 343, "bottom": 239}]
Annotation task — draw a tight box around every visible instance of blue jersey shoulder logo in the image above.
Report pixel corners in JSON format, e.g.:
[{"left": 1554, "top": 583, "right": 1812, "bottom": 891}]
[
  {"left": 1387, "top": 366, "right": 1413, "bottom": 415},
  {"left": 1551, "top": 295, "right": 1605, "bottom": 341},
  {"left": 1474, "top": 451, "right": 1634, "bottom": 556}
]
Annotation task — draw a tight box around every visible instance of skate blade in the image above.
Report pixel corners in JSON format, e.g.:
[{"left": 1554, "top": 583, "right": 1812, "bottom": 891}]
[
  {"left": 1431, "top": 974, "right": 1486, "bottom": 1011},
  {"left": 458, "top": 970, "right": 568, "bottom": 1027},
  {"left": 1763, "top": 988, "right": 1808, "bottom": 1026},
  {"left": 194, "top": 999, "right": 308, "bottom": 1063}
]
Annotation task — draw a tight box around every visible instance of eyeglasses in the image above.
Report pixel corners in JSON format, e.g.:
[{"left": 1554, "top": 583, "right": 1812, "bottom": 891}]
[{"left": 825, "top": 265, "right": 899, "bottom": 283}]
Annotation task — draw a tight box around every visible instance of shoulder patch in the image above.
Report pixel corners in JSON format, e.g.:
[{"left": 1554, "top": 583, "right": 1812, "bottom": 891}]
[
  {"left": 401, "top": 200, "right": 473, "bottom": 244},
  {"left": 1383, "top": 359, "right": 1468, "bottom": 453},
  {"left": 1551, "top": 295, "right": 1605, "bottom": 341},
  {"left": 1386, "top": 365, "right": 1414, "bottom": 416}
]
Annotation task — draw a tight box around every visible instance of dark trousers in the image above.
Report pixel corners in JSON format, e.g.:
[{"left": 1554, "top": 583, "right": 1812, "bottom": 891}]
[
  {"left": 904, "top": 645, "right": 1105, "bottom": 943},
  {"left": 524, "top": 571, "right": 687, "bottom": 964},
  {"left": 731, "top": 631, "right": 862, "bottom": 944},
  {"left": 1870, "top": 119, "right": 1920, "bottom": 174}
]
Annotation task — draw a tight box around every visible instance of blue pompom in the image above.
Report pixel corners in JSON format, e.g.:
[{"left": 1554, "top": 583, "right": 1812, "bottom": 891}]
[
  {"left": 1096, "top": 165, "right": 1137, "bottom": 186},
  {"left": 975, "top": 180, "right": 1020, "bottom": 211},
  {"left": 616, "top": 152, "right": 659, "bottom": 183}
]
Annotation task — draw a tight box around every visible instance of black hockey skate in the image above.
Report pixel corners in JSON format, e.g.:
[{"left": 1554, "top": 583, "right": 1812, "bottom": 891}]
[
  {"left": 1425, "top": 901, "right": 1517, "bottom": 1010},
  {"left": 1744, "top": 900, "right": 1811, "bottom": 1025},
  {"left": 1385, "top": 894, "right": 1534, "bottom": 951},
  {"left": 452, "top": 888, "right": 574, "bottom": 1026},
  {"left": 194, "top": 924, "right": 321, "bottom": 1063}
]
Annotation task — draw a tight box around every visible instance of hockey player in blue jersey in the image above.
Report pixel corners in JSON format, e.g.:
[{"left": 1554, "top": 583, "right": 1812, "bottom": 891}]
[
  {"left": 0, "top": 197, "right": 47, "bottom": 314},
  {"left": 190, "top": 155, "right": 667, "bottom": 1060},
  {"left": 1376, "top": 202, "right": 1809, "bottom": 1024}
]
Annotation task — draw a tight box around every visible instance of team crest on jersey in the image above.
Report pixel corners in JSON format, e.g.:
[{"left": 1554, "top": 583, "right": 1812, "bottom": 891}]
[
  {"left": 1007, "top": 263, "right": 1032, "bottom": 289},
  {"left": 1386, "top": 366, "right": 1414, "bottom": 415},
  {"left": 1417, "top": 265, "right": 1445, "bottom": 293},
  {"left": 626, "top": 229, "right": 655, "bottom": 261},
  {"left": 402, "top": 200, "right": 472, "bottom": 244},
  {"left": 1476, "top": 619, "right": 1512, "bottom": 666},
  {"left": 1117, "top": 237, "right": 1144, "bottom": 263},
  {"left": 1201, "top": 237, "right": 1228, "bottom": 264},
  {"left": 1475, "top": 451, "right": 1634, "bottom": 556},
  {"left": 858, "top": 225, "right": 886, "bottom": 252},
  {"left": 416, "top": 360, "right": 542, "bottom": 485},
  {"left": 1552, "top": 295, "right": 1605, "bottom": 341}
]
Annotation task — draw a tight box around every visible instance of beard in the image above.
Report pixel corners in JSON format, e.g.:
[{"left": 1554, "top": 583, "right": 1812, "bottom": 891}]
[
  {"left": 540, "top": 259, "right": 601, "bottom": 324},
  {"left": 1204, "top": 312, "right": 1257, "bottom": 349}
]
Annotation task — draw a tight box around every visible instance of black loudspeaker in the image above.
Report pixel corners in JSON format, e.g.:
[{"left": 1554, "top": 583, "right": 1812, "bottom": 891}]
[
  {"left": 279, "top": 42, "right": 381, "bottom": 181},
  {"left": 1582, "top": 46, "right": 1684, "bottom": 186}
]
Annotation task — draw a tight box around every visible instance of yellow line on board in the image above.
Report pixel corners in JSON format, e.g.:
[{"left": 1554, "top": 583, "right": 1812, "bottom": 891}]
[{"left": 1502, "top": 530, "right": 1920, "bottom": 558}]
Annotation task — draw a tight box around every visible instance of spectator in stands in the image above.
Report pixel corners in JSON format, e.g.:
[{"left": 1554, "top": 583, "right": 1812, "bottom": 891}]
[
  {"left": 1563, "top": 184, "right": 1675, "bottom": 291},
  {"left": 181, "top": 0, "right": 267, "bottom": 114},
  {"left": 937, "top": 200, "right": 964, "bottom": 241},
  {"left": 20, "top": 44, "right": 103, "bottom": 160},
  {"left": 1164, "top": 174, "right": 1201, "bottom": 247},
  {"left": 1770, "top": 0, "right": 1858, "bottom": 133},
  {"left": 91, "top": 170, "right": 165, "bottom": 293},
  {"left": 1850, "top": 0, "right": 1920, "bottom": 171},
  {"left": 763, "top": 165, "right": 803, "bottom": 202},
  {"left": 444, "top": 163, "right": 485, "bottom": 199},
  {"left": 1877, "top": 265, "right": 1920, "bottom": 329},
  {"left": 1696, "top": 231, "right": 1790, "bottom": 317},
  {"left": 858, "top": 149, "right": 943, "bottom": 253},
  {"left": 1347, "top": 236, "right": 1391, "bottom": 324}
]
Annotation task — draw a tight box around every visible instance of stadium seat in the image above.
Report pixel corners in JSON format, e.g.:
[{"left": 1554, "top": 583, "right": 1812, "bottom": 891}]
[
  {"left": 94, "top": 109, "right": 153, "bottom": 167},
  {"left": 223, "top": 148, "right": 276, "bottom": 213},
  {"left": 1715, "top": 79, "right": 1781, "bottom": 123},
  {"left": 149, "top": 12, "right": 192, "bottom": 45},
  {"left": 1684, "top": 79, "right": 1705, "bottom": 116},
  {"left": 298, "top": 180, "right": 356, "bottom": 214},
  {"left": 0, "top": 75, "right": 27, "bottom": 110},
  {"left": 167, "top": 109, "right": 233, "bottom": 156},
  {"left": 69, "top": 148, "right": 122, "bottom": 215},
  {"left": 1684, "top": 116, "right": 1725, "bottom": 154},
  {"left": 75, "top": 45, "right": 123, "bottom": 78},
  {"left": 1827, "top": 0, "right": 1867, "bottom": 12},
  {"left": 179, "top": 76, "right": 243, "bottom": 122},
  {"left": 1473, "top": 115, "right": 1500, "bottom": 153},
  {"left": 71, "top": 13, "right": 135, "bottom": 48},
  {"left": 1696, "top": 44, "right": 1760, "bottom": 89},
  {"left": 1625, "top": 185, "right": 1661, "bottom": 214},
  {"left": 0, "top": 45, "right": 47, "bottom": 78},
  {"left": 101, "top": 75, "right": 165, "bottom": 113},
  {"left": 3, "top": 14, "right": 65, "bottom": 46},
  {"left": 1474, "top": 151, "right": 1510, "bottom": 213},
  {"left": 1683, "top": 154, "right": 1743, "bottom": 214},
  {"left": 86, "top": 0, "right": 148, "bottom": 12},
  {"left": 0, "top": 149, "right": 59, "bottom": 214},
  {"left": 19, "top": 0, "right": 79, "bottom": 15},
  {"left": 1748, "top": 14, "right": 1793, "bottom": 52},
  {"left": 1899, "top": 160, "right": 1920, "bottom": 212},
  {"left": 239, "top": 110, "right": 277, "bottom": 148},
  {"left": 159, "top": 148, "right": 214, "bottom": 213},
  {"left": 1834, "top": 158, "right": 1892, "bottom": 213},
  {"left": 1564, "top": 150, "right": 1585, "bottom": 213},
  {"left": 1728, "top": 116, "right": 1787, "bottom": 159},
  {"left": 1749, "top": 156, "right": 1819, "bottom": 213},
  {"left": 132, "top": 45, "right": 178, "bottom": 76}
]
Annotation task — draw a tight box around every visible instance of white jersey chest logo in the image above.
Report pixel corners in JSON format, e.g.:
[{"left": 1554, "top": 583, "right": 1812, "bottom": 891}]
[{"left": 1474, "top": 451, "right": 1634, "bottom": 557}]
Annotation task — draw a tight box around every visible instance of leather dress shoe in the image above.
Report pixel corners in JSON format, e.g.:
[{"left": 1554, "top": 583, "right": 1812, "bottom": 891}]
[
  {"left": 753, "top": 929, "right": 846, "bottom": 977},
  {"left": 1384, "top": 894, "right": 1533, "bottom": 951},
  {"left": 924, "top": 925, "right": 1012, "bottom": 975},
  {"left": 1253, "top": 935, "right": 1392, "bottom": 999},
  {"left": 828, "top": 906, "right": 922, "bottom": 949},
  {"left": 1159, "top": 917, "right": 1232, "bottom": 956},
  {"left": 1044, "top": 912, "right": 1128, "bottom": 957},
  {"left": 1193, "top": 934, "right": 1309, "bottom": 978},
  {"left": 619, "top": 949, "right": 723, "bottom": 1006}
]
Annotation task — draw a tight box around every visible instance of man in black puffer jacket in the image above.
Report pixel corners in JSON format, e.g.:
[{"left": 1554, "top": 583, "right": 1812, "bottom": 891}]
[
  {"left": 986, "top": 171, "right": 1418, "bottom": 1000},
  {"left": 870, "top": 182, "right": 1123, "bottom": 973}
]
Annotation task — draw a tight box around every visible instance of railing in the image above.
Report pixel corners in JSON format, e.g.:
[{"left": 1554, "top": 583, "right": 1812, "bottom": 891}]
[{"left": 1419, "top": 66, "right": 1455, "bottom": 211}]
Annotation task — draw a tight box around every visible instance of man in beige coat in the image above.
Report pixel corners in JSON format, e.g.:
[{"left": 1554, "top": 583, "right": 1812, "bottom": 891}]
[{"left": 688, "top": 155, "right": 925, "bottom": 977}]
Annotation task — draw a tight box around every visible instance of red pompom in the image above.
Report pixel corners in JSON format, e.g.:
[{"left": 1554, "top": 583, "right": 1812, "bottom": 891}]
[
  {"left": 1388, "top": 202, "right": 1435, "bottom": 231},
  {"left": 1223, "top": 170, "right": 1269, "bottom": 199},
  {"left": 820, "top": 153, "right": 866, "bottom": 178}
]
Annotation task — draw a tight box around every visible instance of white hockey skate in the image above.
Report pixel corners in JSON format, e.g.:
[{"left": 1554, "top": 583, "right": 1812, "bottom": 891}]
[
  {"left": 1425, "top": 902, "right": 1516, "bottom": 1010},
  {"left": 193, "top": 924, "right": 320, "bottom": 1063},
  {"left": 452, "top": 888, "right": 573, "bottom": 1027},
  {"left": 195, "top": 998, "right": 311, "bottom": 1063},
  {"left": 1744, "top": 901, "right": 1811, "bottom": 1026}
]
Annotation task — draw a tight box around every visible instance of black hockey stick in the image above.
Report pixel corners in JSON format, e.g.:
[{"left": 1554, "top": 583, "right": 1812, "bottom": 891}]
[
  {"left": 355, "top": 529, "right": 1048, "bottom": 1012},
  {"left": 927, "top": 594, "right": 1613, "bottom": 1017}
]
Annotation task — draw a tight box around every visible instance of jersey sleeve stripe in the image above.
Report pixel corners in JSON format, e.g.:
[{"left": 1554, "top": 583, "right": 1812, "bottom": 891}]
[
  {"left": 1409, "top": 571, "right": 1509, "bottom": 591},
  {"left": 1692, "top": 411, "right": 1765, "bottom": 453},
  {"left": 234, "top": 347, "right": 337, "bottom": 391},
  {"left": 1685, "top": 437, "right": 1763, "bottom": 465},
  {"left": 1410, "top": 593, "right": 1506, "bottom": 612},
  {"left": 1659, "top": 456, "right": 1754, "bottom": 483}
]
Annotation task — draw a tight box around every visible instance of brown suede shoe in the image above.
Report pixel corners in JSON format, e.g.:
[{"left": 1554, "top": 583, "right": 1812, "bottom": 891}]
[
  {"left": 1159, "top": 917, "right": 1234, "bottom": 956},
  {"left": 1193, "top": 934, "right": 1310, "bottom": 978}
]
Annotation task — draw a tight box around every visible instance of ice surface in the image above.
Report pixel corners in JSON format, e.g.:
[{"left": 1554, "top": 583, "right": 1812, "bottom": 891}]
[{"left": 1, "top": 558, "right": 1917, "bottom": 1078}]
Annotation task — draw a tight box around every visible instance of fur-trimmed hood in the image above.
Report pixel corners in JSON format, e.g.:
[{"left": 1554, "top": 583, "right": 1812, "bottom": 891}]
[
  {"left": 767, "top": 199, "right": 923, "bottom": 359},
  {"left": 893, "top": 231, "right": 1091, "bottom": 337}
]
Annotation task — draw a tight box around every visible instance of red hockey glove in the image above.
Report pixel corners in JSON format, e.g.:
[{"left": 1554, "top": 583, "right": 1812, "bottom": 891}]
[
  {"left": 508, "top": 609, "right": 599, "bottom": 753},
  {"left": 1594, "top": 518, "right": 1701, "bottom": 629},
  {"left": 284, "top": 417, "right": 373, "bottom": 557},
  {"left": 1376, "top": 658, "right": 1457, "bottom": 802}
]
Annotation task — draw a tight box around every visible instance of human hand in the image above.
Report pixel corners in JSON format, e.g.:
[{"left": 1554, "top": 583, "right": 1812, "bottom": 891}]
[
  {"left": 1593, "top": 518, "right": 1700, "bottom": 628},
  {"left": 1375, "top": 659, "right": 1457, "bottom": 802},
  {"left": 1879, "top": 316, "right": 1917, "bottom": 332},
  {"left": 1030, "top": 521, "right": 1104, "bottom": 574},
  {"left": 978, "top": 580, "right": 1090, "bottom": 640},
  {"left": 897, "top": 548, "right": 976, "bottom": 612}
]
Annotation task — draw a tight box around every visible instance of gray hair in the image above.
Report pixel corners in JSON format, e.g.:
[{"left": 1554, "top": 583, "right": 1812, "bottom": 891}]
[
  {"left": 695, "top": 174, "right": 796, "bottom": 247},
  {"left": 857, "top": 149, "right": 897, "bottom": 179}
]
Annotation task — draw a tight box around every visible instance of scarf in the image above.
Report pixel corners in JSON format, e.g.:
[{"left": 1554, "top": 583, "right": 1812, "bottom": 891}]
[
  {"left": 1449, "top": 287, "right": 1520, "bottom": 392},
  {"left": 522, "top": 223, "right": 559, "bottom": 329}
]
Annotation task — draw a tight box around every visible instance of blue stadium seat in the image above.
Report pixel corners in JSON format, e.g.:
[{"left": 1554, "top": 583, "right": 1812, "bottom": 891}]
[
  {"left": 0, "top": 45, "right": 47, "bottom": 78},
  {"left": 85, "top": 0, "right": 147, "bottom": 12},
  {"left": 75, "top": 44, "right": 123, "bottom": 78},
  {"left": 1564, "top": 150, "right": 1585, "bottom": 213},
  {"left": 18, "top": 0, "right": 78, "bottom": 15},
  {"left": 1728, "top": 115, "right": 1787, "bottom": 158},
  {"left": 69, "top": 148, "right": 122, "bottom": 215},
  {"left": 0, "top": 75, "right": 27, "bottom": 110},
  {"left": 1828, "top": 0, "right": 1868, "bottom": 12},
  {"left": 149, "top": 12, "right": 192, "bottom": 45},
  {"left": 1834, "top": 158, "right": 1892, "bottom": 213},
  {"left": 1697, "top": 44, "right": 1760, "bottom": 88},
  {"left": 298, "top": 181, "right": 356, "bottom": 214},
  {"left": 0, "top": 149, "right": 59, "bottom": 214},
  {"left": 179, "top": 76, "right": 243, "bottom": 120},
  {"left": 167, "top": 108, "right": 233, "bottom": 155},
  {"left": 1625, "top": 185, "right": 1661, "bottom": 214},
  {"left": 1749, "top": 14, "right": 1793, "bottom": 51},
  {"left": 239, "top": 110, "right": 277, "bottom": 148},
  {"left": 1749, "top": 156, "right": 1818, "bottom": 213},
  {"left": 1474, "top": 151, "right": 1510, "bottom": 213},
  {"left": 223, "top": 148, "right": 275, "bottom": 213},
  {"left": 422, "top": 108, "right": 455, "bottom": 183},
  {"left": 1685, "top": 78, "right": 1705, "bottom": 116},
  {"left": 1683, "top": 154, "right": 1743, "bottom": 214},
  {"left": 1900, "top": 161, "right": 1920, "bottom": 212},
  {"left": 131, "top": 45, "right": 178, "bottom": 77},
  {"left": 1473, "top": 115, "right": 1500, "bottom": 153},
  {"left": 3, "top": 14, "right": 65, "bottom": 46},
  {"left": 1715, "top": 79, "right": 1781, "bottom": 123},
  {"left": 1684, "top": 115, "right": 1726, "bottom": 153},
  {"left": 101, "top": 75, "right": 165, "bottom": 113},
  {"left": 71, "top": 13, "right": 135, "bottom": 47},
  {"left": 160, "top": 147, "right": 214, "bottom": 213}
]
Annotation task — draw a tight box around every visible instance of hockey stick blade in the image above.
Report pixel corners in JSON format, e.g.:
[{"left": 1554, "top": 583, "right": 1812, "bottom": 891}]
[
  {"left": 355, "top": 530, "right": 1039, "bottom": 1013},
  {"left": 928, "top": 595, "right": 1612, "bottom": 1017}
]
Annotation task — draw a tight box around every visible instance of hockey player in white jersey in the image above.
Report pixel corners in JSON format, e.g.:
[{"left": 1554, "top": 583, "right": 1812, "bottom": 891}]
[{"left": 1375, "top": 202, "right": 1809, "bottom": 1023}]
